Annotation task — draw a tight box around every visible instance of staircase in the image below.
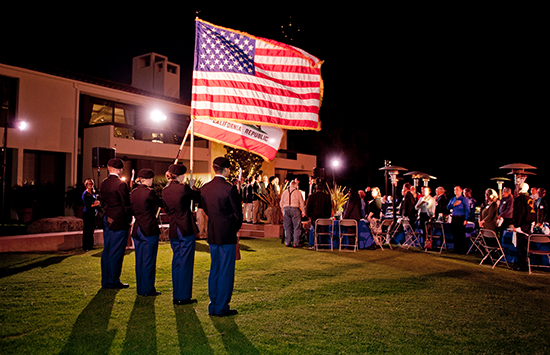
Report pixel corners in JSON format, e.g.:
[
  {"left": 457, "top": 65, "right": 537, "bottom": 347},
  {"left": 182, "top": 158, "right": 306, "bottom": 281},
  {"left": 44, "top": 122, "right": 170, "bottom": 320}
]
[
  {"left": 237, "top": 223, "right": 283, "bottom": 239},
  {"left": 237, "top": 223, "right": 265, "bottom": 238}
]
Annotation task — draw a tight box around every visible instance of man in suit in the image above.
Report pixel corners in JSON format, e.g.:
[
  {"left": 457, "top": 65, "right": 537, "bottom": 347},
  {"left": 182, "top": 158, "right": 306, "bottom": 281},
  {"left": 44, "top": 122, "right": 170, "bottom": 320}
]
[
  {"left": 200, "top": 157, "right": 243, "bottom": 317},
  {"left": 163, "top": 163, "right": 201, "bottom": 305},
  {"left": 99, "top": 158, "right": 132, "bottom": 289},
  {"left": 130, "top": 168, "right": 163, "bottom": 296}
]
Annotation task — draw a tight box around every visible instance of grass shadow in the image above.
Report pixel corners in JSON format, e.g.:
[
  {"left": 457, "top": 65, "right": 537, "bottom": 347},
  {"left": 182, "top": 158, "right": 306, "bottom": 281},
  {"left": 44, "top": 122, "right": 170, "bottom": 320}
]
[
  {"left": 121, "top": 295, "right": 157, "bottom": 354},
  {"left": 174, "top": 304, "right": 212, "bottom": 354},
  {"left": 0, "top": 254, "right": 71, "bottom": 279},
  {"left": 59, "top": 288, "right": 119, "bottom": 354},
  {"left": 211, "top": 316, "right": 260, "bottom": 355}
]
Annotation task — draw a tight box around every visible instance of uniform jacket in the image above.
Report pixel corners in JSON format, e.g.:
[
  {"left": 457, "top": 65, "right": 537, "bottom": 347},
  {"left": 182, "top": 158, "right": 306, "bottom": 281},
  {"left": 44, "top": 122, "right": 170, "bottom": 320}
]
[
  {"left": 130, "top": 184, "right": 162, "bottom": 237},
  {"left": 162, "top": 181, "right": 200, "bottom": 239},
  {"left": 200, "top": 176, "right": 243, "bottom": 245},
  {"left": 99, "top": 174, "right": 132, "bottom": 231}
]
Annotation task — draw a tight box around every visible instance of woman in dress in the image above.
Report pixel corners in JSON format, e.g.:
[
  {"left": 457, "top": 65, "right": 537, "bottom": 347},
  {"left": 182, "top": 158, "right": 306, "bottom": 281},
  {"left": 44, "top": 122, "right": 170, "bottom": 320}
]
[{"left": 81, "top": 179, "right": 99, "bottom": 251}]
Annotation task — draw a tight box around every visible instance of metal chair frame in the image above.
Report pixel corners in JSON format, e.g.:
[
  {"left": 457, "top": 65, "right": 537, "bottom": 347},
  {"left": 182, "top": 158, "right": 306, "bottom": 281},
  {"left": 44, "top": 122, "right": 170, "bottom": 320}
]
[
  {"left": 314, "top": 219, "right": 334, "bottom": 251},
  {"left": 425, "top": 222, "right": 447, "bottom": 254},
  {"left": 374, "top": 218, "right": 394, "bottom": 250},
  {"left": 339, "top": 219, "right": 358, "bottom": 252},
  {"left": 467, "top": 230, "right": 486, "bottom": 255},
  {"left": 527, "top": 234, "right": 550, "bottom": 275},
  {"left": 479, "top": 229, "right": 510, "bottom": 269}
]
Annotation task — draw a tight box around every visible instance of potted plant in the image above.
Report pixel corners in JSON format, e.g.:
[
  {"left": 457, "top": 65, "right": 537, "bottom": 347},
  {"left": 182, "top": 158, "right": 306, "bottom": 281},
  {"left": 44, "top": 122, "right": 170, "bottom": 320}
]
[{"left": 327, "top": 183, "right": 349, "bottom": 219}]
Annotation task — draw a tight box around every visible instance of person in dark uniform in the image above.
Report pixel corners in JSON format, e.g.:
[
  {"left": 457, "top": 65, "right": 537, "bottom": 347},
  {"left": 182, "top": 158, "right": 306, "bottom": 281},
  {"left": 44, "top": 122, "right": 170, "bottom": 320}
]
[
  {"left": 130, "top": 169, "right": 163, "bottom": 296},
  {"left": 99, "top": 158, "right": 132, "bottom": 289},
  {"left": 163, "top": 163, "right": 201, "bottom": 305},
  {"left": 200, "top": 157, "right": 243, "bottom": 317},
  {"left": 82, "top": 178, "right": 99, "bottom": 251}
]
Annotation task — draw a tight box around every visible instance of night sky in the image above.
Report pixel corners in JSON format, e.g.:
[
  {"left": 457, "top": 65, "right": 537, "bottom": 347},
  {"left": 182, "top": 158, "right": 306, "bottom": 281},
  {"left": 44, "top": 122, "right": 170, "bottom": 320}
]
[{"left": 2, "top": 6, "right": 546, "bottom": 203}]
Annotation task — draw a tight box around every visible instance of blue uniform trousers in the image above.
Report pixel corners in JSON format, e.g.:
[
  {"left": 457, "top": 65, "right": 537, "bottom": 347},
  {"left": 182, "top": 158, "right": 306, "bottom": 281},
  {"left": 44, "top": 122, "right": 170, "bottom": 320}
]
[
  {"left": 133, "top": 226, "right": 159, "bottom": 296},
  {"left": 208, "top": 243, "right": 236, "bottom": 315},
  {"left": 101, "top": 216, "right": 128, "bottom": 288},
  {"left": 170, "top": 228, "right": 196, "bottom": 301}
]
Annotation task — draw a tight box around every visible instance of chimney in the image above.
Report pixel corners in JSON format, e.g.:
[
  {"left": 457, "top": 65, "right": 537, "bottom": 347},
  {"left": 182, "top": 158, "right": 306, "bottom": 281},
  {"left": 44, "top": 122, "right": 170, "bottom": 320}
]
[{"left": 132, "top": 53, "right": 180, "bottom": 99}]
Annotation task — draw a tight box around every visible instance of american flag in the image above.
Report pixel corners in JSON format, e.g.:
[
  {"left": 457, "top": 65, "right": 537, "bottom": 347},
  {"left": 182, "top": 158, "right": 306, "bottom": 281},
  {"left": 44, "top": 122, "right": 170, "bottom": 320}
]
[{"left": 192, "top": 19, "right": 323, "bottom": 131}]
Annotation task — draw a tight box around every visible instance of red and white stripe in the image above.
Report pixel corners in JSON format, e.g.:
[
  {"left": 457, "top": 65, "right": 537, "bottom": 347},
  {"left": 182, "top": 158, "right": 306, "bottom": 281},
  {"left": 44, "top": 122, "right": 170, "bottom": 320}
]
[{"left": 192, "top": 34, "right": 323, "bottom": 130}]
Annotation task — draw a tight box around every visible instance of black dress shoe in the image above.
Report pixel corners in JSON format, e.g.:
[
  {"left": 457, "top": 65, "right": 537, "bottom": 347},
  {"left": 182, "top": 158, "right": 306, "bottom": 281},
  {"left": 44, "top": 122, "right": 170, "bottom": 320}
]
[
  {"left": 173, "top": 299, "right": 198, "bottom": 305},
  {"left": 211, "top": 309, "right": 238, "bottom": 317},
  {"left": 114, "top": 282, "right": 130, "bottom": 289}
]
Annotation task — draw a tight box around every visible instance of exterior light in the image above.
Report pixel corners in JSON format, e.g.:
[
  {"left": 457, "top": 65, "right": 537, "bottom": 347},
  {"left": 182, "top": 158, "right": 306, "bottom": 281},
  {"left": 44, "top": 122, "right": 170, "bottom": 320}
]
[{"left": 151, "top": 110, "right": 167, "bottom": 122}]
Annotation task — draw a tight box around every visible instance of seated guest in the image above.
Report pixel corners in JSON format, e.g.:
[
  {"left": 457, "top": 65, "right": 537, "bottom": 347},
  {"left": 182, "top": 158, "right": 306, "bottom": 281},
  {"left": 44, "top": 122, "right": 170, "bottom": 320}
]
[
  {"left": 342, "top": 189, "right": 363, "bottom": 222},
  {"left": 479, "top": 188, "right": 499, "bottom": 233}
]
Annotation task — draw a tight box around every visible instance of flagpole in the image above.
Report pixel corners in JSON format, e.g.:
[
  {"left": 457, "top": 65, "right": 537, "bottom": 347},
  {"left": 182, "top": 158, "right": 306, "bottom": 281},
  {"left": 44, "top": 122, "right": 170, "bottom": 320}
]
[
  {"left": 174, "top": 126, "right": 191, "bottom": 164},
  {"left": 189, "top": 117, "right": 195, "bottom": 181}
]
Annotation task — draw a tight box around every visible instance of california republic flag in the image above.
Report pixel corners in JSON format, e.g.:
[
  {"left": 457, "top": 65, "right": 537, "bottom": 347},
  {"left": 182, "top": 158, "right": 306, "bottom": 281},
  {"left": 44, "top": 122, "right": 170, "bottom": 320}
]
[{"left": 193, "top": 118, "right": 283, "bottom": 161}]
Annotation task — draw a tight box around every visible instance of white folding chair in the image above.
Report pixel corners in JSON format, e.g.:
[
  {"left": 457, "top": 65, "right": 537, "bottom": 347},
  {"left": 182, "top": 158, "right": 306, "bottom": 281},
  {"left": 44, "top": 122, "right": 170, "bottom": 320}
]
[
  {"left": 314, "top": 219, "right": 334, "bottom": 251},
  {"left": 479, "top": 229, "right": 510, "bottom": 269},
  {"left": 527, "top": 234, "right": 550, "bottom": 275},
  {"left": 425, "top": 222, "right": 447, "bottom": 254},
  {"left": 339, "top": 219, "right": 358, "bottom": 252}
]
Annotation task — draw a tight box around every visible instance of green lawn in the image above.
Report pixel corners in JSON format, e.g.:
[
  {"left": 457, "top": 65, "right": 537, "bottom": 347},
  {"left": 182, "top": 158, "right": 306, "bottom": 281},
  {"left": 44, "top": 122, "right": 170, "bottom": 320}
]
[{"left": 1, "top": 238, "right": 550, "bottom": 354}]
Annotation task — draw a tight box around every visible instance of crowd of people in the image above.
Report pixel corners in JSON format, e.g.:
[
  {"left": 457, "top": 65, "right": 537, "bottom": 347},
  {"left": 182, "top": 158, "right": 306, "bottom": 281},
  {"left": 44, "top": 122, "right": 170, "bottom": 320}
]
[{"left": 271, "top": 175, "right": 548, "bottom": 271}]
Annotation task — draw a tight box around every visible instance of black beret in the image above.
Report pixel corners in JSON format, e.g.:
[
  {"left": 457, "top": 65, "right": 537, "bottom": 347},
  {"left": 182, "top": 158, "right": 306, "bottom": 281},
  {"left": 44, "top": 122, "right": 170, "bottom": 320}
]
[
  {"left": 168, "top": 164, "right": 187, "bottom": 176},
  {"left": 137, "top": 168, "right": 154, "bottom": 179},
  {"left": 213, "top": 157, "right": 231, "bottom": 169},
  {"left": 107, "top": 158, "right": 124, "bottom": 169}
]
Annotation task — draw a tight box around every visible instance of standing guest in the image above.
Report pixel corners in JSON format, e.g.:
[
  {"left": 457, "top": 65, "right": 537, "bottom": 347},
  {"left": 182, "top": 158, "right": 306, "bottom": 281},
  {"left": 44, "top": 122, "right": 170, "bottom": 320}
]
[
  {"left": 511, "top": 183, "right": 536, "bottom": 271},
  {"left": 447, "top": 186, "right": 470, "bottom": 254},
  {"left": 244, "top": 177, "right": 253, "bottom": 223},
  {"left": 479, "top": 188, "right": 499, "bottom": 233},
  {"left": 399, "top": 183, "right": 416, "bottom": 222},
  {"left": 252, "top": 174, "right": 262, "bottom": 224},
  {"left": 200, "top": 157, "right": 243, "bottom": 317},
  {"left": 536, "top": 187, "right": 548, "bottom": 224},
  {"left": 130, "top": 169, "right": 163, "bottom": 297},
  {"left": 415, "top": 186, "right": 436, "bottom": 235},
  {"left": 163, "top": 163, "right": 201, "bottom": 305},
  {"left": 498, "top": 187, "right": 514, "bottom": 233},
  {"left": 531, "top": 187, "right": 539, "bottom": 201},
  {"left": 343, "top": 188, "right": 363, "bottom": 222},
  {"left": 306, "top": 181, "right": 332, "bottom": 228},
  {"left": 434, "top": 186, "right": 449, "bottom": 220},
  {"left": 82, "top": 179, "right": 100, "bottom": 251},
  {"left": 280, "top": 177, "right": 306, "bottom": 248},
  {"left": 464, "top": 188, "right": 477, "bottom": 221},
  {"left": 367, "top": 187, "right": 383, "bottom": 221},
  {"left": 99, "top": 158, "right": 132, "bottom": 289},
  {"left": 512, "top": 183, "right": 535, "bottom": 234}
]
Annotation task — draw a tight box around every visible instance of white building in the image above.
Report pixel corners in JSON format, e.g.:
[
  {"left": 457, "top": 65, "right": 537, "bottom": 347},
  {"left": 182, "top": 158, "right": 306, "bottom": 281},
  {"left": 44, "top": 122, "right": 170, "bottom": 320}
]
[{"left": 0, "top": 53, "right": 316, "bottom": 221}]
